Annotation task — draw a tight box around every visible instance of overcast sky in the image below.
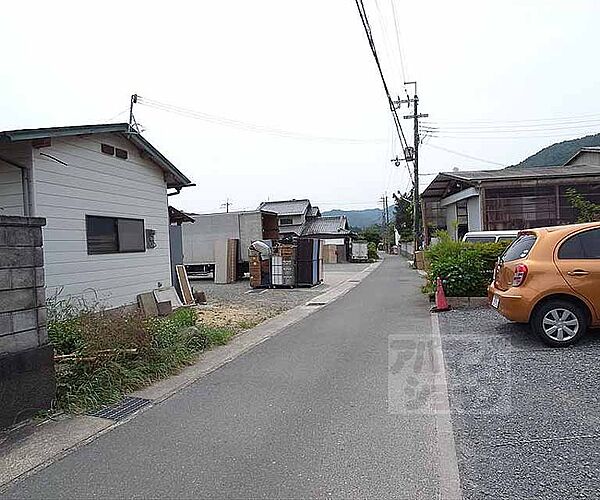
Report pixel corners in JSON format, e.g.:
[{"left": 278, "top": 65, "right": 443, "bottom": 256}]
[{"left": 2, "top": 0, "right": 600, "bottom": 213}]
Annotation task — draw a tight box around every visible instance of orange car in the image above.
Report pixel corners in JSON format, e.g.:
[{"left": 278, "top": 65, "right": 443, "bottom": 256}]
[{"left": 488, "top": 222, "right": 600, "bottom": 346}]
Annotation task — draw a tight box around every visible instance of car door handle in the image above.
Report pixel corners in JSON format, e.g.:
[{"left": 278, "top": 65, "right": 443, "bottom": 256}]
[{"left": 567, "top": 269, "right": 590, "bottom": 276}]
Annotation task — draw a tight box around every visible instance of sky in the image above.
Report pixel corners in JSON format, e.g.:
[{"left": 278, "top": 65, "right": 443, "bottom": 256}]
[{"left": 1, "top": 0, "right": 600, "bottom": 213}]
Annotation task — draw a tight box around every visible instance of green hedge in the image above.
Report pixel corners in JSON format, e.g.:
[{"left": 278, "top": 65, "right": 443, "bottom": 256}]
[{"left": 424, "top": 232, "right": 508, "bottom": 297}]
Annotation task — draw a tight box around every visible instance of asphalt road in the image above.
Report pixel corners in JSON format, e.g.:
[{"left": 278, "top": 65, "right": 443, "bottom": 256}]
[{"left": 5, "top": 257, "right": 445, "bottom": 499}]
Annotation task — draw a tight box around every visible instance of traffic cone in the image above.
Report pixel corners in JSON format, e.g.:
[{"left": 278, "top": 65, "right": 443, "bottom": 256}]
[{"left": 432, "top": 276, "right": 450, "bottom": 312}]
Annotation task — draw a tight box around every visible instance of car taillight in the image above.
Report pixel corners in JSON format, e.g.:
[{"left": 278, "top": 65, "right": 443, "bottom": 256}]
[{"left": 512, "top": 263, "right": 528, "bottom": 287}]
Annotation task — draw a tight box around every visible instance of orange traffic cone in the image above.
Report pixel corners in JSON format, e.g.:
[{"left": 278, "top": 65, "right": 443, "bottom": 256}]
[{"left": 432, "top": 276, "right": 450, "bottom": 312}]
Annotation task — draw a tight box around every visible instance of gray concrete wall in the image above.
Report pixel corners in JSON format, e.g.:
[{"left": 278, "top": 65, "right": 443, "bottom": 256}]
[{"left": 0, "top": 215, "right": 55, "bottom": 429}]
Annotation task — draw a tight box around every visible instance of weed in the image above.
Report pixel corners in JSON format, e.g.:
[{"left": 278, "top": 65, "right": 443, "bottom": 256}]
[{"left": 48, "top": 302, "right": 235, "bottom": 413}]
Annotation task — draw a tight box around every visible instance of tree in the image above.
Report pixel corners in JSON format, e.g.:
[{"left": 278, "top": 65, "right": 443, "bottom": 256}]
[
  {"left": 566, "top": 188, "right": 600, "bottom": 223},
  {"left": 359, "top": 224, "right": 381, "bottom": 245},
  {"left": 393, "top": 190, "right": 413, "bottom": 240}
]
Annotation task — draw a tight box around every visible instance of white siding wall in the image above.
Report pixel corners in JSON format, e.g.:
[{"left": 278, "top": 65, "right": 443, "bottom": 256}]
[
  {"left": 33, "top": 134, "right": 172, "bottom": 308},
  {"left": 0, "top": 143, "right": 31, "bottom": 216},
  {"left": 0, "top": 161, "right": 24, "bottom": 216},
  {"left": 445, "top": 204, "right": 458, "bottom": 240},
  {"left": 467, "top": 196, "right": 482, "bottom": 231}
]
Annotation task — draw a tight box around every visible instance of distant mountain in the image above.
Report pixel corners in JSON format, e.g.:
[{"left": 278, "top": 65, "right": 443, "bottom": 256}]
[
  {"left": 516, "top": 133, "right": 600, "bottom": 167},
  {"left": 322, "top": 208, "right": 393, "bottom": 229}
]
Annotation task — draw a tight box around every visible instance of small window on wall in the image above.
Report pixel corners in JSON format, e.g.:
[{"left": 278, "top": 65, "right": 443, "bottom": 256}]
[
  {"left": 86, "top": 216, "right": 145, "bottom": 255},
  {"left": 280, "top": 217, "right": 293, "bottom": 226},
  {"left": 101, "top": 143, "right": 115, "bottom": 156},
  {"left": 115, "top": 148, "right": 128, "bottom": 160}
]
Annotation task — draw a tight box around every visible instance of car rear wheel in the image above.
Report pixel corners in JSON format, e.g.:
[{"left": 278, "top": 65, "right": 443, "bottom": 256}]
[{"left": 531, "top": 299, "right": 587, "bottom": 347}]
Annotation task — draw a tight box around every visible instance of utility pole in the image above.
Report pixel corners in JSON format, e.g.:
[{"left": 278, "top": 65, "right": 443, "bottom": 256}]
[
  {"left": 380, "top": 193, "right": 390, "bottom": 252},
  {"left": 221, "top": 198, "right": 232, "bottom": 213},
  {"left": 394, "top": 81, "right": 428, "bottom": 252},
  {"left": 128, "top": 94, "right": 140, "bottom": 133}
]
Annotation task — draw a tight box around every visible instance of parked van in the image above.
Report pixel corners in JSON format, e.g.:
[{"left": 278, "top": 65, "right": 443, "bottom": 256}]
[{"left": 462, "top": 230, "right": 519, "bottom": 244}]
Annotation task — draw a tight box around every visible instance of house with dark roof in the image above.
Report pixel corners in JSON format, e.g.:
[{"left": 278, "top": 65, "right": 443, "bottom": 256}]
[
  {"left": 422, "top": 154, "right": 600, "bottom": 241},
  {"left": 302, "top": 215, "right": 353, "bottom": 262},
  {"left": 301, "top": 215, "right": 351, "bottom": 238},
  {"left": 0, "top": 123, "right": 193, "bottom": 307},
  {"left": 257, "top": 199, "right": 315, "bottom": 236}
]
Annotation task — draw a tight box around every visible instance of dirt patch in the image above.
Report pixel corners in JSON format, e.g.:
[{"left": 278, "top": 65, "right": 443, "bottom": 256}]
[{"left": 195, "top": 303, "right": 281, "bottom": 333}]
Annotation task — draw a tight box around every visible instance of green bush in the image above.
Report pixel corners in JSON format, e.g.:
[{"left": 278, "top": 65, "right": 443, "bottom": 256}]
[
  {"left": 424, "top": 231, "right": 508, "bottom": 297},
  {"left": 367, "top": 242, "right": 379, "bottom": 260}
]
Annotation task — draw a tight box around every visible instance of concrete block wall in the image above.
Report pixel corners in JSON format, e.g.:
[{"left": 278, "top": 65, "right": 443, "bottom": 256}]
[
  {"left": 0, "top": 215, "right": 55, "bottom": 429},
  {"left": 0, "top": 216, "right": 47, "bottom": 352}
]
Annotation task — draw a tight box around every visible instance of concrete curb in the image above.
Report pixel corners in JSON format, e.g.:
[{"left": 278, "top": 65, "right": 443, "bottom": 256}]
[
  {"left": 0, "top": 260, "right": 382, "bottom": 491},
  {"left": 446, "top": 297, "right": 489, "bottom": 309}
]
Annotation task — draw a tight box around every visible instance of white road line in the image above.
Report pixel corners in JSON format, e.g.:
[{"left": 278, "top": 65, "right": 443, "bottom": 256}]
[{"left": 430, "top": 312, "right": 463, "bottom": 500}]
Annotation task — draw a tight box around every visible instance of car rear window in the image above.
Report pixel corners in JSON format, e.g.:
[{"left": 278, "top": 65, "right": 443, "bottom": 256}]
[
  {"left": 558, "top": 228, "right": 600, "bottom": 259},
  {"left": 464, "top": 236, "right": 496, "bottom": 243},
  {"left": 502, "top": 234, "right": 536, "bottom": 261}
]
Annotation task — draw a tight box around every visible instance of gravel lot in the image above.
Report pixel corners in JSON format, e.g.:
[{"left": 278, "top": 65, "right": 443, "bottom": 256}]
[
  {"left": 439, "top": 307, "right": 600, "bottom": 499},
  {"left": 190, "top": 262, "right": 371, "bottom": 331}
]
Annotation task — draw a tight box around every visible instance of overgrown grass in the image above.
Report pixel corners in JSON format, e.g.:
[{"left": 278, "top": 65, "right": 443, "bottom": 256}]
[{"left": 48, "top": 301, "right": 234, "bottom": 413}]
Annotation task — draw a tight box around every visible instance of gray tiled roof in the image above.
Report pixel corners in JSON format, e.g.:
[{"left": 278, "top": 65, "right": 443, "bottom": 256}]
[
  {"left": 301, "top": 216, "right": 350, "bottom": 236},
  {"left": 258, "top": 199, "right": 311, "bottom": 216}
]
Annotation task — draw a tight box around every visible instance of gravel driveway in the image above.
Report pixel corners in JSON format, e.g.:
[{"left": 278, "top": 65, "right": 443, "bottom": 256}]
[{"left": 439, "top": 307, "right": 600, "bottom": 499}]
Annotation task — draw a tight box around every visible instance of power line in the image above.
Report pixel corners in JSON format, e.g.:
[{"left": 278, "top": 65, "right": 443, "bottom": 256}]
[
  {"left": 424, "top": 131, "right": 600, "bottom": 140},
  {"left": 422, "top": 122, "right": 600, "bottom": 134},
  {"left": 422, "top": 143, "right": 507, "bottom": 167},
  {"left": 353, "top": 0, "right": 410, "bottom": 154},
  {"left": 423, "top": 118, "right": 600, "bottom": 131},
  {"left": 135, "top": 95, "right": 385, "bottom": 145},
  {"left": 422, "top": 111, "right": 600, "bottom": 126},
  {"left": 389, "top": 0, "right": 408, "bottom": 85}
]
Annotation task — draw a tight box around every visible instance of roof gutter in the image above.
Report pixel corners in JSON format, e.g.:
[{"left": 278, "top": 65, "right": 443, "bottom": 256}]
[{"left": 167, "top": 184, "right": 196, "bottom": 197}]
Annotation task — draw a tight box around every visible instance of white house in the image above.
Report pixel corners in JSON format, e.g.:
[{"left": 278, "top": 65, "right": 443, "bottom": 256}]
[{"left": 0, "top": 123, "right": 193, "bottom": 308}]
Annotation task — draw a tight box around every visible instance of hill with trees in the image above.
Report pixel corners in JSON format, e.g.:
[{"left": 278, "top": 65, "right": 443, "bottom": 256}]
[{"left": 516, "top": 133, "right": 600, "bottom": 167}]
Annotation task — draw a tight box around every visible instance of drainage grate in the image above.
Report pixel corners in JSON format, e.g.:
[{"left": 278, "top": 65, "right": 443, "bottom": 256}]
[
  {"left": 306, "top": 301, "right": 327, "bottom": 306},
  {"left": 89, "top": 396, "right": 152, "bottom": 421},
  {"left": 348, "top": 279, "right": 361, "bottom": 283}
]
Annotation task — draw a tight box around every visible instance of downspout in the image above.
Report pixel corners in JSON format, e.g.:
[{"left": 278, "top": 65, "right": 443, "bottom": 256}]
[{"left": 0, "top": 155, "right": 32, "bottom": 217}]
